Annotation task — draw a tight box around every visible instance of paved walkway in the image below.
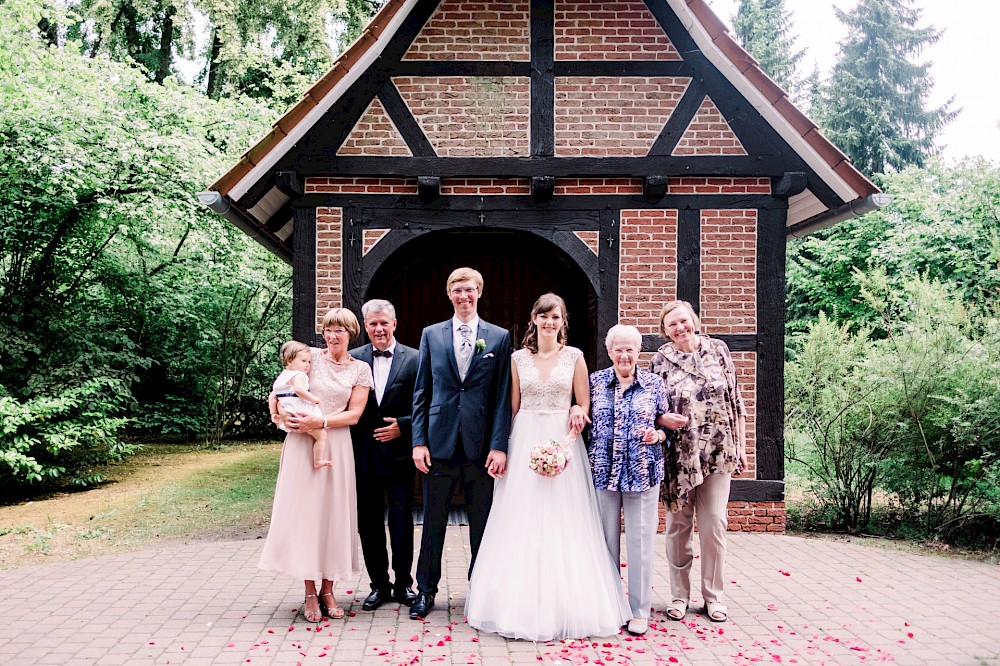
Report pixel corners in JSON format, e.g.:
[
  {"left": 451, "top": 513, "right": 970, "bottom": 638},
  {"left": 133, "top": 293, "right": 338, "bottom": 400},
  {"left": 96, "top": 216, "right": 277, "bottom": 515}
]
[{"left": 1, "top": 529, "right": 997, "bottom": 666}]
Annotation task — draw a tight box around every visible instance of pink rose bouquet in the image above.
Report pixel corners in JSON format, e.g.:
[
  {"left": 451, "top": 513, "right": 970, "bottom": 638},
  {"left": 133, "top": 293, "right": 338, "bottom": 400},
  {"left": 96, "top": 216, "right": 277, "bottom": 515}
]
[{"left": 528, "top": 436, "right": 574, "bottom": 477}]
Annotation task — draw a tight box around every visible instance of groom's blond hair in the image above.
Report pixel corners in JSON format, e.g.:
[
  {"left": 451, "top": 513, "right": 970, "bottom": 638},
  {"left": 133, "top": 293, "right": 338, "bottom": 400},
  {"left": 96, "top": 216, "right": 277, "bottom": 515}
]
[{"left": 446, "top": 267, "right": 484, "bottom": 294}]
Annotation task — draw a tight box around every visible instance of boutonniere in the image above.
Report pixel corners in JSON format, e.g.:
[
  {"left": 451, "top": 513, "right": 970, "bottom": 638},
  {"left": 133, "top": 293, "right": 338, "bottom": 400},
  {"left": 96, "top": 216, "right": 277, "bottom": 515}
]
[{"left": 475, "top": 339, "right": 486, "bottom": 354}]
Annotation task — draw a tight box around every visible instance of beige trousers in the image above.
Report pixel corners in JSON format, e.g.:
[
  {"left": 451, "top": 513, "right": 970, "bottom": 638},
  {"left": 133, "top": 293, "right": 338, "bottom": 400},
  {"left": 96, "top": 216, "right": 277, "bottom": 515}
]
[{"left": 664, "top": 471, "right": 731, "bottom": 604}]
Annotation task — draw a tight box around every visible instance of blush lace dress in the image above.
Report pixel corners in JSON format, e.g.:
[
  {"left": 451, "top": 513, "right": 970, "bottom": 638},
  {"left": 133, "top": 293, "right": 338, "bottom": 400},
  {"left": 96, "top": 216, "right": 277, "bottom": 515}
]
[
  {"left": 259, "top": 348, "right": 373, "bottom": 581},
  {"left": 465, "top": 347, "right": 631, "bottom": 640}
]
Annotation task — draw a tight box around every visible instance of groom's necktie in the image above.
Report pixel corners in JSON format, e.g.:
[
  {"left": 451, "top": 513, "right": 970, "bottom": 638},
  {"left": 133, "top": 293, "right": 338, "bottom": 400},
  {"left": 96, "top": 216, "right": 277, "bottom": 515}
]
[{"left": 457, "top": 324, "right": 473, "bottom": 381}]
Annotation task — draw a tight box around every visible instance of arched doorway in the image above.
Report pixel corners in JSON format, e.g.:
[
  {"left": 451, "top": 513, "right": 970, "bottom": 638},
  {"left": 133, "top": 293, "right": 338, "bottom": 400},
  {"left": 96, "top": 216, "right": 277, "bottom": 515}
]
[{"left": 366, "top": 229, "right": 598, "bottom": 366}]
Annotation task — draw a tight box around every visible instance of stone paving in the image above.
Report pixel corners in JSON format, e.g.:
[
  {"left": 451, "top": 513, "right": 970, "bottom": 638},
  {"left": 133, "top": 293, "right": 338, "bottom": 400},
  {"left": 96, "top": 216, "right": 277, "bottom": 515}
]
[{"left": 1, "top": 528, "right": 998, "bottom": 665}]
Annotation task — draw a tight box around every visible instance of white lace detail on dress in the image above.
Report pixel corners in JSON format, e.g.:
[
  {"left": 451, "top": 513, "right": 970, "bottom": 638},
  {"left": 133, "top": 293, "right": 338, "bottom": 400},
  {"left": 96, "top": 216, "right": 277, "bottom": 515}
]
[{"left": 513, "top": 347, "right": 581, "bottom": 411}]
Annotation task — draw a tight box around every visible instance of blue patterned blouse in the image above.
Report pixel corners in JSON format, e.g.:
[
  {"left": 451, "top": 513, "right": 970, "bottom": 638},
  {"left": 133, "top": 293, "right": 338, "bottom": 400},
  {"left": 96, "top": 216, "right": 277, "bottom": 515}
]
[{"left": 588, "top": 367, "right": 671, "bottom": 492}]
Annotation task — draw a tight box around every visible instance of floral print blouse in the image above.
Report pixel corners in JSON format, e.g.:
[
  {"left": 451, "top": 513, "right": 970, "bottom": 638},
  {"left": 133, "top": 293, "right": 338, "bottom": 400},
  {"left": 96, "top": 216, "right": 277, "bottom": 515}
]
[
  {"left": 650, "top": 335, "right": 745, "bottom": 512},
  {"left": 587, "top": 367, "right": 671, "bottom": 493}
]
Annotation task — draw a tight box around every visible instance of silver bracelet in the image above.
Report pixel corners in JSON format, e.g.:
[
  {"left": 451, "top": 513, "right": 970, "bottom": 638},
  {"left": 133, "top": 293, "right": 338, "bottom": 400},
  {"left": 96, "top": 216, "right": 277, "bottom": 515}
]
[{"left": 323, "top": 417, "right": 328, "bottom": 429}]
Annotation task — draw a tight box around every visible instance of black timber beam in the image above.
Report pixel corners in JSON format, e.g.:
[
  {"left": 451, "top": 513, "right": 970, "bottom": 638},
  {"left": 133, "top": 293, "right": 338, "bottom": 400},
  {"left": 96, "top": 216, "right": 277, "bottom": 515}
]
[{"left": 290, "top": 155, "right": 805, "bottom": 178}]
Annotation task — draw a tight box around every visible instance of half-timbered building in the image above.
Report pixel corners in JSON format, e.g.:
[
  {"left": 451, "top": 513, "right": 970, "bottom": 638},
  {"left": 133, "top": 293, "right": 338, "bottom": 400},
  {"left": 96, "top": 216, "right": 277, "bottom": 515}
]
[{"left": 202, "top": 0, "right": 887, "bottom": 531}]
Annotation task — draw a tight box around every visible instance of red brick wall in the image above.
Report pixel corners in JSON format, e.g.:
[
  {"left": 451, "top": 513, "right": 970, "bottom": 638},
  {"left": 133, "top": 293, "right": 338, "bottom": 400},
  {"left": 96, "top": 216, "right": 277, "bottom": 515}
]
[
  {"left": 554, "top": 0, "right": 681, "bottom": 60},
  {"left": 306, "top": 177, "right": 418, "bottom": 194},
  {"left": 363, "top": 229, "right": 390, "bottom": 255},
  {"left": 700, "top": 209, "right": 756, "bottom": 334},
  {"left": 673, "top": 97, "right": 747, "bottom": 156},
  {"left": 669, "top": 177, "right": 771, "bottom": 195},
  {"left": 732, "top": 352, "right": 757, "bottom": 476},
  {"left": 617, "top": 209, "right": 678, "bottom": 330},
  {"left": 337, "top": 98, "right": 412, "bottom": 157},
  {"left": 315, "top": 207, "right": 343, "bottom": 332},
  {"left": 394, "top": 76, "right": 530, "bottom": 156},
  {"left": 402, "top": 0, "right": 530, "bottom": 61},
  {"left": 554, "top": 77, "right": 690, "bottom": 156},
  {"left": 440, "top": 178, "right": 530, "bottom": 195},
  {"left": 726, "top": 502, "right": 786, "bottom": 533}
]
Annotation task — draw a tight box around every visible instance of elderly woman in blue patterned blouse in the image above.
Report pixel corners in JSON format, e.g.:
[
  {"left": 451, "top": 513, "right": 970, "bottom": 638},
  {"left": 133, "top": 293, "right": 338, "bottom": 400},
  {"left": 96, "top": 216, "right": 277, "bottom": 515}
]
[{"left": 588, "top": 324, "right": 685, "bottom": 637}]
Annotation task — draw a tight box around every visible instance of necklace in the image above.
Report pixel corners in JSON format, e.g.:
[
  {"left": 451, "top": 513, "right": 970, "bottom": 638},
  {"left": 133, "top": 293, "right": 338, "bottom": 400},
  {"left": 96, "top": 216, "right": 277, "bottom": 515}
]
[
  {"left": 536, "top": 345, "right": 563, "bottom": 360},
  {"left": 324, "top": 351, "right": 352, "bottom": 366}
]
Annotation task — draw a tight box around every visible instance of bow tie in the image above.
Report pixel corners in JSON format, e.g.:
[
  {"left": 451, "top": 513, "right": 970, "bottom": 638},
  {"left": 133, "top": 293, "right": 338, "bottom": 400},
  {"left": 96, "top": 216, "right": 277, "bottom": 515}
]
[{"left": 372, "top": 349, "right": 393, "bottom": 358}]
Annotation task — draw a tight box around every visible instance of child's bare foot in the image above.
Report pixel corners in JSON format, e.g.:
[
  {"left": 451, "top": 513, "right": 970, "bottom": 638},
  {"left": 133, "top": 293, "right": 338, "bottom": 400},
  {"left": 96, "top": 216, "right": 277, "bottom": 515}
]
[{"left": 314, "top": 460, "right": 333, "bottom": 469}]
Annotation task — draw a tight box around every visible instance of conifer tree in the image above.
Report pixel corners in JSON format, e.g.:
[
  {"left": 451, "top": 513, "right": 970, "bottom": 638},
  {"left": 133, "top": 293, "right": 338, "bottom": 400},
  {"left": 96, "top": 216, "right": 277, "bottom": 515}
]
[
  {"left": 732, "top": 0, "right": 805, "bottom": 100},
  {"left": 817, "top": 0, "right": 956, "bottom": 177}
]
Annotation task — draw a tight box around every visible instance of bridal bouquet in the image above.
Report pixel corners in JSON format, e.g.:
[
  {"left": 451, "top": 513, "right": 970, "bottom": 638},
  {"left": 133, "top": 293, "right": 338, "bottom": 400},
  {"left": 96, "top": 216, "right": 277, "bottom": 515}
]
[{"left": 528, "top": 436, "right": 574, "bottom": 477}]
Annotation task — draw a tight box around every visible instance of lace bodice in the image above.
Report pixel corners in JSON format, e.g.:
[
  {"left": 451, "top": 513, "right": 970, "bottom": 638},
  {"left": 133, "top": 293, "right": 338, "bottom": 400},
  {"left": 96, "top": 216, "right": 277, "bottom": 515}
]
[
  {"left": 308, "top": 348, "right": 374, "bottom": 415},
  {"left": 513, "top": 346, "right": 582, "bottom": 411}
]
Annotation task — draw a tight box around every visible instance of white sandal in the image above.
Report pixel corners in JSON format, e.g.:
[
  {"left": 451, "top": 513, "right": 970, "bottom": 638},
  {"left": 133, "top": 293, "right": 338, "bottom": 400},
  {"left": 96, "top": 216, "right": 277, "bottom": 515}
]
[
  {"left": 705, "top": 601, "right": 728, "bottom": 622},
  {"left": 666, "top": 598, "right": 688, "bottom": 621}
]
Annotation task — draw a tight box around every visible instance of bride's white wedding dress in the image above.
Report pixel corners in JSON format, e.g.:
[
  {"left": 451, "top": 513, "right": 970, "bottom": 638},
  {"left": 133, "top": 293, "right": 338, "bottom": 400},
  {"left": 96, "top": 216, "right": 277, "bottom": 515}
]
[{"left": 465, "top": 347, "right": 631, "bottom": 641}]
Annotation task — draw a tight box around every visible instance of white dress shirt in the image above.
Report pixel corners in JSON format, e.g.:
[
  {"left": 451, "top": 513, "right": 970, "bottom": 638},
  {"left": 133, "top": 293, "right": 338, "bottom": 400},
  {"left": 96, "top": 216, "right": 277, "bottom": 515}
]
[{"left": 372, "top": 340, "right": 396, "bottom": 404}]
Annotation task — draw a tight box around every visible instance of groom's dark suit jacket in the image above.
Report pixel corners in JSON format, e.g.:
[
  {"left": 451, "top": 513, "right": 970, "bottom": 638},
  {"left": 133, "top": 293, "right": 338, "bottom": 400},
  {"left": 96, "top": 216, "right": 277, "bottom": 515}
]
[
  {"left": 412, "top": 318, "right": 512, "bottom": 461},
  {"left": 349, "top": 342, "right": 418, "bottom": 476}
]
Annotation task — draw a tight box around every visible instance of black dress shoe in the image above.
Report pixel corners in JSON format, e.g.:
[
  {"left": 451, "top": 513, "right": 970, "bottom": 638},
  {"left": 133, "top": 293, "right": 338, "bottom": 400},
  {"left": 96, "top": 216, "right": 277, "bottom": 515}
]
[
  {"left": 394, "top": 585, "right": 417, "bottom": 607},
  {"left": 409, "top": 592, "right": 434, "bottom": 620},
  {"left": 362, "top": 588, "right": 392, "bottom": 611}
]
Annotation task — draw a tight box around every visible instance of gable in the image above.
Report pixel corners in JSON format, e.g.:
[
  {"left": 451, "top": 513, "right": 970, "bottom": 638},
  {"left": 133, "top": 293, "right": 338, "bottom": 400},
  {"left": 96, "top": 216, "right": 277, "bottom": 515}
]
[{"left": 203, "top": 0, "right": 882, "bottom": 260}]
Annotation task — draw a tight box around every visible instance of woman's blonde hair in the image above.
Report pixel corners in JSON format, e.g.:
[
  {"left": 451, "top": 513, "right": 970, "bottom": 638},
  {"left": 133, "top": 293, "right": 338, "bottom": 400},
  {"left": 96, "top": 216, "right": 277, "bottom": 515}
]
[
  {"left": 321, "top": 307, "right": 361, "bottom": 339},
  {"left": 280, "top": 340, "right": 310, "bottom": 366},
  {"left": 658, "top": 300, "right": 702, "bottom": 338},
  {"left": 446, "top": 267, "right": 484, "bottom": 294},
  {"left": 521, "top": 293, "right": 569, "bottom": 353}
]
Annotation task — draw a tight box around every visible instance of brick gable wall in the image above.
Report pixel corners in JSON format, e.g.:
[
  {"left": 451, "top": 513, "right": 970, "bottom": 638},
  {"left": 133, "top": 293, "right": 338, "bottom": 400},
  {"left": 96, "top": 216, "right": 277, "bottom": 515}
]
[
  {"left": 554, "top": 0, "right": 681, "bottom": 60},
  {"left": 403, "top": 0, "right": 531, "bottom": 61},
  {"left": 554, "top": 77, "right": 690, "bottom": 156}
]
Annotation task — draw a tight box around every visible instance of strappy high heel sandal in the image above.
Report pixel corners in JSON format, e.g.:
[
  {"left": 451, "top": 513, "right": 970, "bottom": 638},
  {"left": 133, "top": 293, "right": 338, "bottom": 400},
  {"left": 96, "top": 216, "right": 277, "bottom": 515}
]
[
  {"left": 319, "top": 591, "right": 345, "bottom": 619},
  {"left": 302, "top": 594, "right": 322, "bottom": 623}
]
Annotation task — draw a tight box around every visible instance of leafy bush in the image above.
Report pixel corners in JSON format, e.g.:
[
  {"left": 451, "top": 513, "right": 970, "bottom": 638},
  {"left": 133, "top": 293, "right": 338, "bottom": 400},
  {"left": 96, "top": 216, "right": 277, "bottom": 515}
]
[
  {"left": 0, "top": 378, "right": 136, "bottom": 496},
  {"left": 787, "top": 274, "right": 1000, "bottom": 544}
]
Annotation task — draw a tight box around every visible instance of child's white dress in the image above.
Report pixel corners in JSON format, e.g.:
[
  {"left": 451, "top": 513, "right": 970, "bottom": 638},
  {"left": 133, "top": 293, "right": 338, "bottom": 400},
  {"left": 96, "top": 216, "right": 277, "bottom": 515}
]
[{"left": 272, "top": 369, "right": 323, "bottom": 432}]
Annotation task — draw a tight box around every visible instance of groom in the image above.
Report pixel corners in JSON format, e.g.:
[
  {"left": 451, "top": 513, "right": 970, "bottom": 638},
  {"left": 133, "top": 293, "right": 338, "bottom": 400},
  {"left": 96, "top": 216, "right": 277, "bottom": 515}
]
[{"left": 409, "top": 267, "right": 512, "bottom": 620}]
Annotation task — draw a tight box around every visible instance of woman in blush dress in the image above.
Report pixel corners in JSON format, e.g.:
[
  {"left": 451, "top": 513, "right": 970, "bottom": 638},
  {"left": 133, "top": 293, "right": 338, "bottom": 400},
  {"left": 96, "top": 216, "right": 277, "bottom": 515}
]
[
  {"left": 465, "top": 293, "right": 630, "bottom": 641},
  {"left": 259, "top": 308, "right": 373, "bottom": 623}
]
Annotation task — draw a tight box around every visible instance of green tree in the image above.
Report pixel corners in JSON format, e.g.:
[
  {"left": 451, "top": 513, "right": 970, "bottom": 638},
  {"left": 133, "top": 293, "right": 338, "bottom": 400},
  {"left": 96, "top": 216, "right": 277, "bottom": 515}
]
[
  {"left": 0, "top": 1, "right": 289, "bottom": 489},
  {"left": 732, "top": 0, "right": 805, "bottom": 101},
  {"left": 786, "top": 159, "right": 1000, "bottom": 334},
  {"left": 817, "top": 0, "right": 957, "bottom": 177}
]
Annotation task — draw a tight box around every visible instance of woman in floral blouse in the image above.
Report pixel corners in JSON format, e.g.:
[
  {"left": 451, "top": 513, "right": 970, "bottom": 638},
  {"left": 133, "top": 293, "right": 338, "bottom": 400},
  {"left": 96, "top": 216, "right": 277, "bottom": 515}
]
[
  {"left": 650, "top": 301, "right": 747, "bottom": 624},
  {"left": 588, "top": 324, "right": 680, "bottom": 636}
]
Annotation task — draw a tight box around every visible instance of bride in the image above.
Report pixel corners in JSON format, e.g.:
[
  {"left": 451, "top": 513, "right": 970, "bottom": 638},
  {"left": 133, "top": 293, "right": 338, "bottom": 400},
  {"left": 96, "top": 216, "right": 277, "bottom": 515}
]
[{"left": 465, "top": 293, "right": 630, "bottom": 641}]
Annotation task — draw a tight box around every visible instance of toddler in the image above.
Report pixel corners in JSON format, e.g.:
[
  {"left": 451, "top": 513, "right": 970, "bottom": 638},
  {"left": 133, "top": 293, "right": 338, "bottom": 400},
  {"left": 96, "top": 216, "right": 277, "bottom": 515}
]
[{"left": 270, "top": 341, "right": 331, "bottom": 469}]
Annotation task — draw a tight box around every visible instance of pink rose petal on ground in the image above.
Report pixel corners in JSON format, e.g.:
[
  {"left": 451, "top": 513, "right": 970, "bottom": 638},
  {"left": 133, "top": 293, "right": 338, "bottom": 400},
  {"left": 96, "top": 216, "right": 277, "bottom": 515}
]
[
  {"left": 856, "top": 577, "right": 863, "bottom": 582},
  {"left": 907, "top": 632, "right": 914, "bottom": 638},
  {"left": 410, "top": 635, "right": 420, "bottom": 641},
  {"left": 227, "top": 642, "right": 236, "bottom": 648}
]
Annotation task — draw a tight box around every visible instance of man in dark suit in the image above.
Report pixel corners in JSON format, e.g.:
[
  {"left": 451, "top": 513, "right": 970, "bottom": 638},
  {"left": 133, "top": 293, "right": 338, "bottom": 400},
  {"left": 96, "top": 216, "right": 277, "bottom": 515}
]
[
  {"left": 350, "top": 299, "right": 419, "bottom": 610},
  {"left": 409, "top": 267, "right": 512, "bottom": 620}
]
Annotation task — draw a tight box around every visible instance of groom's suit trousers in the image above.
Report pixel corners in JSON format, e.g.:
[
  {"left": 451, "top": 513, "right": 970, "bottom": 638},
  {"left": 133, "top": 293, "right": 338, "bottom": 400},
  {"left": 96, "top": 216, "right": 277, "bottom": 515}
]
[{"left": 415, "top": 448, "right": 494, "bottom": 596}]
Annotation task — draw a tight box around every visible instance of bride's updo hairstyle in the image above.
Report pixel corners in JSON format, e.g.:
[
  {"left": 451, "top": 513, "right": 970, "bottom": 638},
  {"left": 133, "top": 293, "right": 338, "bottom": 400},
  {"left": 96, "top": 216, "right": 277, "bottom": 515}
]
[{"left": 521, "top": 292, "right": 569, "bottom": 353}]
